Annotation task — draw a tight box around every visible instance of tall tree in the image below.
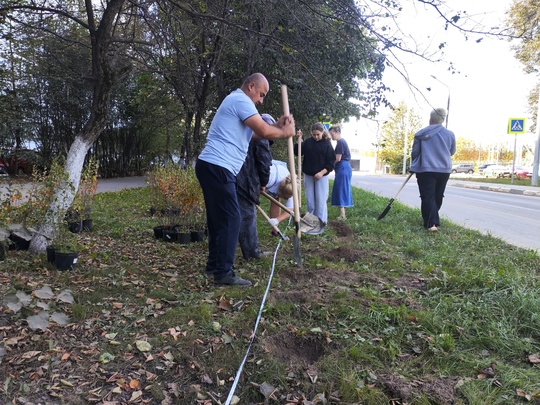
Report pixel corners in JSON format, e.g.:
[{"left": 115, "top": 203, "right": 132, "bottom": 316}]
[
  {"left": 1, "top": 0, "right": 137, "bottom": 253},
  {"left": 506, "top": 0, "right": 540, "bottom": 128},
  {"left": 378, "top": 102, "right": 422, "bottom": 174}
]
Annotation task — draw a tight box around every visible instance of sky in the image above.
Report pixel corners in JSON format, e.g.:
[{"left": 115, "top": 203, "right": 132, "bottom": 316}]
[{"left": 344, "top": 0, "right": 538, "bottom": 156}]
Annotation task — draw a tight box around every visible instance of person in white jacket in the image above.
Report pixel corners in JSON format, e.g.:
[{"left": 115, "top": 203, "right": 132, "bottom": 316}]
[{"left": 264, "top": 160, "right": 293, "bottom": 233}]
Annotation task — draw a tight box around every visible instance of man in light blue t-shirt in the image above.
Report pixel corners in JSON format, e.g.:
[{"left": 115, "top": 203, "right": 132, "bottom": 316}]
[{"left": 196, "top": 73, "right": 295, "bottom": 287}]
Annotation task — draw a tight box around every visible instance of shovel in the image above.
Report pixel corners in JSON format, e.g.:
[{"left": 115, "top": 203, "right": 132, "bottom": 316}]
[
  {"left": 283, "top": 85, "right": 302, "bottom": 266},
  {"left": 255, "top": 205, "right": 288, "bottom": 241},
  {"left": 260, "top": 190, "right": 310, "bottom": 225},
  {"left": 377, "top": 172, "right": 414, "bottom": 220}
]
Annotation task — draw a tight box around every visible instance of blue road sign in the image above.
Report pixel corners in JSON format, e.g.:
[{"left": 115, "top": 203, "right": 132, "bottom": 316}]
[{"left": 508, "top": 118, "right": 526, "bottom": 134}]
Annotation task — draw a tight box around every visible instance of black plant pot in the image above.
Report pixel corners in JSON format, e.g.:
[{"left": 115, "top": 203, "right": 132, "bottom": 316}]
[
  {"left": 82, "top": 219, "right": 93, "bottom": 231},
  {"left": 8, "top": 233, "right": 31, "bottom": 250},
  {"left": 46, "top": 245, "right": 56, "bottom": 263},
  {"left": 54, "top": 251, "right": 78, "bottom": 271},
  {"left": 190, "top": 230, "right": 205, "bottom": 243},
  {"left": 68, "top": 221, "right": 83, "bottom": 233},
  {"left": 153, "top": 225, "right": 169, "bottom": 239},
  {"left": 162, "top": 228, "right": 178, "bottom": 242},
  {"left": 177, "top": 232, "right": 191, "bottom": 245}
]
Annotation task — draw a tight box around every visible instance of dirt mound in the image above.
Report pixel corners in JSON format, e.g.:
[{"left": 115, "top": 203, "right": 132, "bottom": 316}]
[
  {"left": 329, "top": 220, "right": 353, "bottom": 237},
  {"left": 322, "top": 245, "right": 368, "bottom": 262},
  {"left": 379, "top": 373, "right": 457, "bottom": 404},
  {"left": 264, "top": 331, "right": 327, "bottom": 365}
]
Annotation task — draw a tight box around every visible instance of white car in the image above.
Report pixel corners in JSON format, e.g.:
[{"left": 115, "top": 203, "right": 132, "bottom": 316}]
[{"left": 482, "top": 165, "right": 507, "bottom": 178}]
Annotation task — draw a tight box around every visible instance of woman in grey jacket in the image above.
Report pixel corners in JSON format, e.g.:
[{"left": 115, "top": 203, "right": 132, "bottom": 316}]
[{"left": 410, "top": 108, "right": 456, "bottom": 232}]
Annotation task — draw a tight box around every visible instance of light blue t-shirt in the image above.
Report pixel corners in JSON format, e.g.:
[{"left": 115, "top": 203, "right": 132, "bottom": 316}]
[{"left": 198, "top": 89, "right": 259, "bottom": 176}]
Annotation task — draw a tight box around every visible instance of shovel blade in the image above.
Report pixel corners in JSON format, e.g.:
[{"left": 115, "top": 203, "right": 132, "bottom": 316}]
[
  {"left": 293, "top": 233, "right": 302, "bottom": 266},
  {"left": 377, "top": 198, "right": 395, "bottom": 220}
]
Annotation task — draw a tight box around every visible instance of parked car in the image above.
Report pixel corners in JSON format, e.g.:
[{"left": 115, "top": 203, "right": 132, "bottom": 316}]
[
  {"left": 451, "top": 164, "right": 474, "bottom": 174},
  {"left": 482, "top": 165, "right": 507, "bottom": 178},
  {"left": 0, "top": 149, "right": 40, "bottom": 176},
  {"left": 514, "top": 166, "right": 533, "bottom": 179},
  {"left": 478, "top": 163, "right": 496, "bottom": 175}
]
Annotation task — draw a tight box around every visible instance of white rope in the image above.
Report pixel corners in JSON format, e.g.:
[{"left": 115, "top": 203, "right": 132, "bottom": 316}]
[{"left": 223, "top": 227, "right": 286, "bottom": 405}]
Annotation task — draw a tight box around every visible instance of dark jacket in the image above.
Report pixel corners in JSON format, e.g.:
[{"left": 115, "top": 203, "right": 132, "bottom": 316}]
[
  {"left": 236, "top": 138, "right": 272, "bottom": 205},
  {"left": 295, "top": 137, "right": 335, "bottom": 176}
]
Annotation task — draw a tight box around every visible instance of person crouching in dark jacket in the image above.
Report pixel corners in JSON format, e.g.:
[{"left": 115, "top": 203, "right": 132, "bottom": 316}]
[{"left": 236, "top": 114, "right": 275, "bottom": 260}]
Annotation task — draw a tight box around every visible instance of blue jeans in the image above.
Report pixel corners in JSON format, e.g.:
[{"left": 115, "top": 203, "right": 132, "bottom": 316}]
[
  {"left": 304, "top": 174, "right": 329, "bottom": 224},
  {"left": 195, "top": 159, "right": 240, "bottom": 278}
]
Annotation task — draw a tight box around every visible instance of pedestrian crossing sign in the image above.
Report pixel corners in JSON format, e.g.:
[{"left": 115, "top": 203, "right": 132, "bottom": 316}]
[{"left": 508, "top": 118, "right": 526, "bottom": 134}]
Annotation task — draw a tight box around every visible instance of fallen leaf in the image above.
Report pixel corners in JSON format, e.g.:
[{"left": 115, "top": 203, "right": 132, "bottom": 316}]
[
  {"left": 259, "top": 382, "right": 277, "bottom": 399},
  {"left": 57, "top": 290, "right": 74, "bottom": 304},
  {"left": 218, "top": 298, "right": 232, "bottom": 311},
  {"left": 135, "top": 340, "right": 152, "bottom": 352},
  {"left": 16, "top": 291, "right": 33, "bottom": 306},
  {"left": 61, "top": 353, "right": 70, "bottom": 361},
  {"left": 112, "top": 302, "right": 123, "bottom": 309},
  {"left": 21, "top": 351, "right": 41, "bottom": 359},
  {"left": 526, "top": 354, "right": 540, "bottom": 364},
  {"left": 201, "top": 374, "right": 213, "bottom": 384},
  {"left": 129, "top": 379, "right": 141, "bottom": 389},
  {"left": 33, "top": 286, "right": 54, "bottom": 299},
  {"left": 129, "top": 390, "right": 143, "bottom": 402},
  {"left": 516, "top": 388, "right": 531, "bottom": 400},
  {"left": 36, "top": 301, "right": 50, "bottom": 310},
  {"left": 60, "top": 379, "right": 74, "bottom": 387},
  {"left": 50, "top": 312, "right": 70, "bottom": 325},
  {"left": 6, "top": 299, "right": 22, "bottom": 313},
  {"left": 27, "top": 312, "right": 50, "bottom": 331},
  {"left": 99, "top": 352, "right": 115, "bottom": 363}
]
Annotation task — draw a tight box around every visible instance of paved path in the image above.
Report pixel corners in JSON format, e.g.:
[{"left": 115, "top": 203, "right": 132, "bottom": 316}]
[{"left": 97, "top": 176, "right": 148, "bottom": 193}]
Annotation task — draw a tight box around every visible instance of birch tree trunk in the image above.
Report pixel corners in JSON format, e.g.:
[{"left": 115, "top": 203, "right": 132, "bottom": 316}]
[{"left": 26, "top": 0, "right": 127, "bottom": 254}]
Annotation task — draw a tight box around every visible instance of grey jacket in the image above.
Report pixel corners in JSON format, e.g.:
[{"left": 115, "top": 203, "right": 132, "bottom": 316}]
[{"left": 410, "top": 124, "right": 456, "bottom": 173}]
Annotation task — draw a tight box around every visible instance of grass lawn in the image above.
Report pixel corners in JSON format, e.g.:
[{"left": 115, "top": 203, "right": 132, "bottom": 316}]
[{"left": 1, "top": 184, "right": 540, "bottom": 404}]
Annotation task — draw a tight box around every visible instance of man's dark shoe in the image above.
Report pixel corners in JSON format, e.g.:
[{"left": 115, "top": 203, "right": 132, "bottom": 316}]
[{"left": 214, "top": 273, "right": 252, "bottom": 287}]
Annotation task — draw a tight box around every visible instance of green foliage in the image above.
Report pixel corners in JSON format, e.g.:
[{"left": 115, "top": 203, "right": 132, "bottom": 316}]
[
  {"left": 148, "top": 165, "right": 205, "bottom": 229},
  {"left": 378, "top": 102, "right": 422, "bottom": 173},
  {"left": 0, "top": 159, "right": 69, "bottom": 227},
  {"left": 72, "top": 157, "right": 99, "bottom": 219},
  {"left": 506, "top": 0, "right": 540, "bottom": 130}
]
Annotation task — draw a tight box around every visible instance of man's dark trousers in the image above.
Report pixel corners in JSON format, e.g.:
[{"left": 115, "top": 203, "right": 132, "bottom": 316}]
[
  {"left": 415, "top": 171, "right": 450, "bottom": 228},
  {"left": 195, "top": 159, "right": 240, "bottom": 278}
]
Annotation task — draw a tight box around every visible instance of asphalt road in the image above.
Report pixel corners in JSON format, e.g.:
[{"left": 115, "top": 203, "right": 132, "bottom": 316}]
[
  {"left": 347, "top": 173, "right": 540, "bottom": 252},
  {"left": 97, "top": 176, "right": 148, "bottom": 193}
]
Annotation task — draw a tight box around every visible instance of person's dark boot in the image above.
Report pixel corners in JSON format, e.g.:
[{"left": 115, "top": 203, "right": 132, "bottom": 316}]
[{"left": 214, "top": 271, "right": 252, "bottom": 287}]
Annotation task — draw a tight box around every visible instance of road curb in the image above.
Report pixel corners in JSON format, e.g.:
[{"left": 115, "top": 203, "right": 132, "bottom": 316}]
[{"left": 451, "top": 182, "right": 540, "bottom": 197}]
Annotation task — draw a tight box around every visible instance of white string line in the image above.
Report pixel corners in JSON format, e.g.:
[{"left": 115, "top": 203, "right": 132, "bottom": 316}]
[{"left": 223, "top": 221, "right": 289, "bottom": 405}]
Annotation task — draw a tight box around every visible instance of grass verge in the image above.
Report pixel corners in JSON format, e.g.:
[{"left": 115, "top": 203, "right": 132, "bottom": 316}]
[{"left": 1, "top": 184, "right": 539, "bottom": 404}]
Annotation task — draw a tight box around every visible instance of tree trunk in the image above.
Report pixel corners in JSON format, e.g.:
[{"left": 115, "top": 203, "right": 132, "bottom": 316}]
[{"left": 29, "top": 136, "right": 93, "bottom": 254}]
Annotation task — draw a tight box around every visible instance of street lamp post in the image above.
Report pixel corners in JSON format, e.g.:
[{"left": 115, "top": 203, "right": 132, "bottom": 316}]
[{"left": 431, "top": 75, "right": 450, "bottom": 128}]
